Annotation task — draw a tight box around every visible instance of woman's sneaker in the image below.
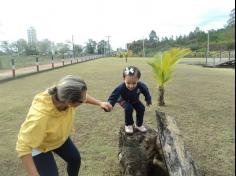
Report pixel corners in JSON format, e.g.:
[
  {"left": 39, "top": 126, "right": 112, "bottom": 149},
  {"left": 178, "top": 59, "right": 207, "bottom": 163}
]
[
  {"left": 135, "top": 124, "right": 147, "bottom": 132},
  {"left": 125, "top": 125, "right": 134, "bottom": 134}
]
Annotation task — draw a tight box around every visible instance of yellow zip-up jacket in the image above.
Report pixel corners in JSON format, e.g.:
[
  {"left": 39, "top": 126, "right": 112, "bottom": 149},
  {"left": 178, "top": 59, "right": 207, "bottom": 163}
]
[{"left": 16, "top": 91, "right": 76, "bottom": 157}]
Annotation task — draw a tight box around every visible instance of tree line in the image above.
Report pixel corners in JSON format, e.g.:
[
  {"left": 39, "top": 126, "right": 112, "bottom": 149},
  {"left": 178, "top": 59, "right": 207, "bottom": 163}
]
[
  {"left": 0, "top": 38, "right": 111, "bottom": 57},
  {"left": 127, "top": 9, "right": 235, "bottom": 57}
]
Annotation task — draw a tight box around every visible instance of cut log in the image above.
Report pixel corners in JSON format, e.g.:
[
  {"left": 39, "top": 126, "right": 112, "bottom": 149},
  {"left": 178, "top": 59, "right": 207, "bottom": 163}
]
[
  {"left": 156, "top": 111, "right": 199, "bottom": 176},
  {"left": 118, "top": 126, "right": 168, "bottom": 176}
]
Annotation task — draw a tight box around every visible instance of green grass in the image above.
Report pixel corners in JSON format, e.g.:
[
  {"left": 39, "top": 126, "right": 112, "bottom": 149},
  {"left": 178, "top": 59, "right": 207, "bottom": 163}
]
[{"left": 0, "top": 57, "right": 234, "bottom": 176}]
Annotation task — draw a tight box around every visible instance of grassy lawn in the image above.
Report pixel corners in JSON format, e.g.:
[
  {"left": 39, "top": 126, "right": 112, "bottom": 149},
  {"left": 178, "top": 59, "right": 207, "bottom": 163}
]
[{"left": 0, "top": 57, "right": 234, "bottom": 176}]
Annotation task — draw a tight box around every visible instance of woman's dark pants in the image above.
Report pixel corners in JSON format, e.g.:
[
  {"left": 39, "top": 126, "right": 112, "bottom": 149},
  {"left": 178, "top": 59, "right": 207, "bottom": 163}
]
[{"left": 33, "top": 138, "right": 81, "bottom": 176}]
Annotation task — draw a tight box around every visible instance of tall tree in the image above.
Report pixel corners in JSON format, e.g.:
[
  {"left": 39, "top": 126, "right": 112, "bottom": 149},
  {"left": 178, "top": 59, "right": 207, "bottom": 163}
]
[
  {"left": 85, "top": 39, "right": 97, "bottom": 54},
  {"left": 0, "top": 41, "right": 10, "bottom": 54},
  {"left": 97, "top": 40, "right": 106, "bottom": 54},
  {"left": 16, "top": 39, "right": 28, "bottom": 54},
  {"left": 226, "top": 8, "right": 235, "bottom": 28},
  {"left": 224, "top": 8, "right": 235, "bottom": 46},
  {"left": 73, "top": 44, "right": 83, "bottom": 56},
  {"left": 148, "top": 48, "right": 191, "bottom": 106},
  {"left": 149, "top": 30, "right": 158, "bottom": 41},
  {"left": 56, "top": 43, "right": 71, "bottom": 56},
  {"left": 38, "top": 39, "right": 53, "bottom": 55}
]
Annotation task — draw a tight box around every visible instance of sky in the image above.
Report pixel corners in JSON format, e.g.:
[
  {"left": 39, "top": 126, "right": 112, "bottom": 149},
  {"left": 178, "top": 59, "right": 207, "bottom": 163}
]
[{"left": 0, "top": 0, "right": 234, "bottom": 49}]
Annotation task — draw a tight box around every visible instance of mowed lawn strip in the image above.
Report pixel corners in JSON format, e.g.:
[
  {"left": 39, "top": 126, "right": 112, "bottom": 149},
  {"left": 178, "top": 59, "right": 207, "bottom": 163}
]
[{"left": 0, "top": 57, "right": 234, "bottom": 176}]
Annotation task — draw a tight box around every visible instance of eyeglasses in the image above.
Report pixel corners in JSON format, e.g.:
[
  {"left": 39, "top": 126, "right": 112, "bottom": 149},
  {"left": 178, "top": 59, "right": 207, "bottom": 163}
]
[
  {"left": 77, "top": 100, "right": 84, "bottom": 104},
  {"left": 71, "top": 97, "right": 86, "bottom": 105},
  {"left": 68, "top": 100, "right": 84, "bottom": 107}
]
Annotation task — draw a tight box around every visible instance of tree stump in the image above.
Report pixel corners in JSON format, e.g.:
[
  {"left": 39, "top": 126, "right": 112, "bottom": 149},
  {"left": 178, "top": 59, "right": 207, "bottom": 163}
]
[
  {"left": 118, "top": 111, "right": 199, "bottom": 176},
  {"left": 118, "top": 127, "right": 168, "bottom": 176}
]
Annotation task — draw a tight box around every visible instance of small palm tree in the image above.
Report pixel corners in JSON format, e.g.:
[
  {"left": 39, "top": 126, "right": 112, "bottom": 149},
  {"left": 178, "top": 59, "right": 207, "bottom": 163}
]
[
  {"left": 122, "top": 51, "right": 129, "bottom": 62},
  {"left": 148, "top": 48, "right": 191, "bottom": 106}
]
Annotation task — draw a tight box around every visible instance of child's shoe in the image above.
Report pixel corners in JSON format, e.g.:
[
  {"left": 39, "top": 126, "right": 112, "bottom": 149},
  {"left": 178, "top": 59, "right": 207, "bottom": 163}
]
[
  {"left": 125, "top": 125, "right": 134, "bottom": 134},
  {"left": 135, "top": 124, "right": 147, "bottom": 132}
]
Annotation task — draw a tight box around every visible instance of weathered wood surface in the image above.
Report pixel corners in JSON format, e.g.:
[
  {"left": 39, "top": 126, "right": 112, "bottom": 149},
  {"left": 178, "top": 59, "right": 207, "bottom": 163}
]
[
  {"left": 156, "top": 111, "right": 199, "bottom": 176},
  {"left": 118, "top": 126, "right": 168, "bottom": 176}
]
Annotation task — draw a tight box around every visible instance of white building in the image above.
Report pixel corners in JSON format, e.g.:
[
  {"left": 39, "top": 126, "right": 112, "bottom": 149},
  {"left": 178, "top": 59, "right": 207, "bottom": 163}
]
[{"left": 27, "top": 27, "right": 37, "bottom": 47}]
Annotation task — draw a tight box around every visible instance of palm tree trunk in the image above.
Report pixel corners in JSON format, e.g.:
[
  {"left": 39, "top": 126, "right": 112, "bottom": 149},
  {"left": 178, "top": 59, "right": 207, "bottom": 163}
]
[{"left": 158, "top": 86, "right": 165, "bottom": 106}]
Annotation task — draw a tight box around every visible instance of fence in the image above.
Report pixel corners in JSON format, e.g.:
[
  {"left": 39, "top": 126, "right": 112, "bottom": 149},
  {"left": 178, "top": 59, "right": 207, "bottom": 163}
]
[
  {"left": 0, "top": 54, "right": 106, "bottom": 82},
  {"left": 179, "top": 50, "right": 235, "bottom": 66},
  {"left": 205, "top": 50, "right": 235, "bottom": 66}
]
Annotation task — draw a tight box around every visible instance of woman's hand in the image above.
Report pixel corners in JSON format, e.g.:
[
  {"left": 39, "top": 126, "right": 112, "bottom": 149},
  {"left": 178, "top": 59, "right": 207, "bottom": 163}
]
[
  {"left": 85, "top": 94, "right": 113, "bottom": 111},
  {"left": 21, "top": 154, "right": 40, "bottom": 176}
]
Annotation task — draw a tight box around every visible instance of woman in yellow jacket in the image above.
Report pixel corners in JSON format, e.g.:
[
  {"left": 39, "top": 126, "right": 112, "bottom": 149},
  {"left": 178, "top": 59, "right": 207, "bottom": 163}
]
[{"left": 16, "top": 75, "right": 112, "bottom": 176}]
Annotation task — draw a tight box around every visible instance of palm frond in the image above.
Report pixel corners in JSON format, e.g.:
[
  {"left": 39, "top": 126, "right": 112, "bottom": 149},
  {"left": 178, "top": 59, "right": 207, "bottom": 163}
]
[{"left": 148, "top": 47, "right": 191, "bottom": 87}]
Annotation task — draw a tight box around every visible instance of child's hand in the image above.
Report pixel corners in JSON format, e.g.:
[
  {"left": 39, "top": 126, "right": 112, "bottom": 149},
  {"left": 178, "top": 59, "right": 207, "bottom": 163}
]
[
  {"left": 101, "top": 102, "right": 113, "bottom": 112},
  {"left": 146, "top": 100, "right": 152, "bottom": 106},
  {"left": 103, "top": 108, "right": 110, "bottom": 112}
]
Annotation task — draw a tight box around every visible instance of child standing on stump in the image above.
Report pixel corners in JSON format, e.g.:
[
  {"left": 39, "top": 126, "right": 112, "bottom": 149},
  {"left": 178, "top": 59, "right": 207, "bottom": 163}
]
[{"left": 107, "top": 66, "right": 152, "bottom": 134}]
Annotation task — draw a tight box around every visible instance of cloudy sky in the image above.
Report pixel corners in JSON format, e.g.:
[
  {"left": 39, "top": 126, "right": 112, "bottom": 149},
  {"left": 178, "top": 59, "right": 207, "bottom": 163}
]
[{"left": 0, "top": 0, "right": 234, "bottom": 49}]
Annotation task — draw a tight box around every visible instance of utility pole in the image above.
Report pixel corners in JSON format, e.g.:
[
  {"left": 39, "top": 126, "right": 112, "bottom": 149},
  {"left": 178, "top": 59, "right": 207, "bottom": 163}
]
[
  {"left": 104, "top": 41, "right": 106, "bottom": 55},
  {"left": 105, "top": 36, "right": 111, "bottom": 55},
  {"left": 142, "top": 37, "right": 145, "bottom": 57},
  {"left": 72, "top": 35, "right": 75, "bottom": 59},
  {"left": 206, "top": 31, "right": 210, "bottom": 64}
]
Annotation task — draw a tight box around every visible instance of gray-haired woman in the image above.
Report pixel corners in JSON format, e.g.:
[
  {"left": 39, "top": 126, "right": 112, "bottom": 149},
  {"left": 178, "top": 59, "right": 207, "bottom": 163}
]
[{"left": 16, "top": 75, "right": 112, "bottom": 176}]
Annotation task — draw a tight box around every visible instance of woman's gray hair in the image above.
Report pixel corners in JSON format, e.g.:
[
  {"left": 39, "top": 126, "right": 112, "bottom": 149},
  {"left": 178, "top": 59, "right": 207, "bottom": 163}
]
[{"left": 48, "top": 75, "right": 87, "bottom": 103}]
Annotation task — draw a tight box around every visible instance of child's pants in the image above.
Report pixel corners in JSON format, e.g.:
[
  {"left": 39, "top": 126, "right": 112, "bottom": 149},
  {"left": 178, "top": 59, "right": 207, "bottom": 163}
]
[
  {"left": 33, "top": 138, "right": 81, "bottom": 176},
  {"left": 120, "top": 101, "right": 145, "bottom": 126}
]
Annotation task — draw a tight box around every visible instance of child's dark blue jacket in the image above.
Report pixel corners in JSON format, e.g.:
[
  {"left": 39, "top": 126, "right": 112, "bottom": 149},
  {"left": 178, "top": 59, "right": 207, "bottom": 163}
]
[{"left": 108, "top": 81, "right": 152, "bottom": 107}]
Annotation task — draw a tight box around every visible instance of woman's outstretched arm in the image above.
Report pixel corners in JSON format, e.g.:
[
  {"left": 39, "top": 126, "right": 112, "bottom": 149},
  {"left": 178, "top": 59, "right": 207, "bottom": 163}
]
[{"left": 85, "top": 94, "right": 112, "bottom": 111}]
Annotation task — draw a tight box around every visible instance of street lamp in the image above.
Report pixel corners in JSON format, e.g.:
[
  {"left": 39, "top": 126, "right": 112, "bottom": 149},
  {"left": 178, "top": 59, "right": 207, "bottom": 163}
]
[
  {"left": 206, "top": 31, "right": 210, "bottom": 64},
  {"left": 142, "top": 37, "right": 145, "bottom": 57},
  {"left": 105, "top": 36, "right": 111, "bottom": 55}
]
